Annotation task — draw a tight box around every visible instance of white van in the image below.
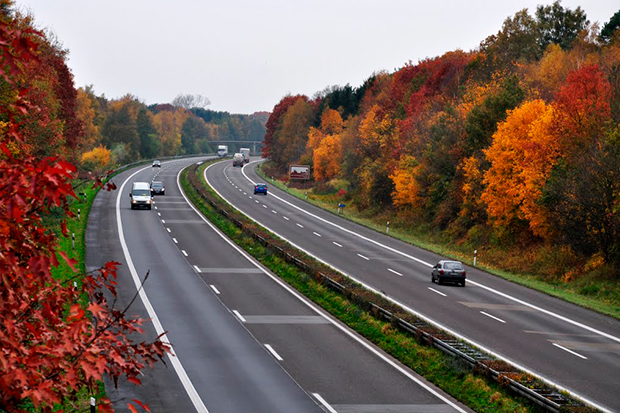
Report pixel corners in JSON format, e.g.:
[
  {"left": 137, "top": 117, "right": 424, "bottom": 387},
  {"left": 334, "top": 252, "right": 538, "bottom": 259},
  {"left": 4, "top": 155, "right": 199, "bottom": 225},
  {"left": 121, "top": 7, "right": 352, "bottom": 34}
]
[{"left": 129, "top": 182, "right": 153, "bottom": 210}]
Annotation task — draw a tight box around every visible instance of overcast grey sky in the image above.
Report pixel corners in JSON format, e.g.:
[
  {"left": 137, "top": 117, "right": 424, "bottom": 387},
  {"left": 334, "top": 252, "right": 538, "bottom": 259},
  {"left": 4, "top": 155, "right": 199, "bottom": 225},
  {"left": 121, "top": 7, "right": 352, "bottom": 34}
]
[{"left": 17, "top": 0, "right": 619, "bottom": 114}]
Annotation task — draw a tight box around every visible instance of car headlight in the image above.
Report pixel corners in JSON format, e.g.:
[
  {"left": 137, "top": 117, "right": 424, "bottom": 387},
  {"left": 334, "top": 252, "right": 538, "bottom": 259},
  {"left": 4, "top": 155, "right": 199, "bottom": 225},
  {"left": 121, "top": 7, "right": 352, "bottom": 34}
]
[
  {"left": 132, "top": 199, "right": 137, "bottom": 204},
  {"left": 147, "top": 199, "right": 152, "bottom": 204}
]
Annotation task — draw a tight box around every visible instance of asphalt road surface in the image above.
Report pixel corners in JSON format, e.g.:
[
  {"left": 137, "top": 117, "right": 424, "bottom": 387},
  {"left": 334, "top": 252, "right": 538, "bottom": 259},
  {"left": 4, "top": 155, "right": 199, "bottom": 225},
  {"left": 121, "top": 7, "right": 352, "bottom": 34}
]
[
  {"left": 86, "top": 157, "right": 471, "bottom": 413},
  {"left": 204, "top": 157, "right": 620, "bottom": 413}
]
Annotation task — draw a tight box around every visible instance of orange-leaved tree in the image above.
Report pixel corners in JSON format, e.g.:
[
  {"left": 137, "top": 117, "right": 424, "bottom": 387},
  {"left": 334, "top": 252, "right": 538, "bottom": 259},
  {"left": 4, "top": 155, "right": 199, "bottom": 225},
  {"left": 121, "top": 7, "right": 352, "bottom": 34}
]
[{"left": 482, "top": 99, "right": 558, "bottom": 238}]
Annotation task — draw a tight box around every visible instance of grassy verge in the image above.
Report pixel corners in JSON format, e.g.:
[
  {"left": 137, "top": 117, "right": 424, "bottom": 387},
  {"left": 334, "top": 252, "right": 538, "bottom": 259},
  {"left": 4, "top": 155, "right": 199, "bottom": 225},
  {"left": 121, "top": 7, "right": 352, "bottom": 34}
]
[
  {"left": 256, "top": 164, "right": 620, "bottom": 320},
  {"left": 181, "top": 161, "right": 548, "bottom": 413}
]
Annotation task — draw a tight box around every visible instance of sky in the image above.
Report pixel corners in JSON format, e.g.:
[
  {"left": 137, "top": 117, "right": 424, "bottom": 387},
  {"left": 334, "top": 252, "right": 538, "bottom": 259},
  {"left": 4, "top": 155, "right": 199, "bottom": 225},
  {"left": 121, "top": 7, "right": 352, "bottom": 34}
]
[{"left": 16, "top": 0, "right": 620, "bottom": 115}]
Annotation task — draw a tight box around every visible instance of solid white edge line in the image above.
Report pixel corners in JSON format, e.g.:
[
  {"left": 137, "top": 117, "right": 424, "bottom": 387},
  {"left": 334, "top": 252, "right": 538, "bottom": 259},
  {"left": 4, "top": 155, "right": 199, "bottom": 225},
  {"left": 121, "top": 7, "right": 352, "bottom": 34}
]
[
  {"left": 312, "top": 393, "right": 337, "bottom": 413},
  {"left": 428, "top": 287, "right": 447, "bottom": 297},
  {"left": 182, "top": 250, "right": 188, "bottom": 257},
  {"left": 388, "top": 268, "right": 403, "bottom": 276},
  {"left": 117, "top": 165, "right": 208, "bottom": 413},
  {"left": 357, "top": 254, "right": 369, "bottom": 260},
  {"left": 232, "top": 310, "right": 246, "bottom": 323},
  {"left": 193, "top": 265, "right": 201, "bottom": 273},
  {"left": 553, "top": 343, "right": 588, "bottom": 360},
  {"left": 209, "top": 285, "right": 220, "bottom": 295},
  {"left": 231, "top": 160, "right": 608, "bottom": 412},
  {"left": 264, "top": 344, "right": 283, "bottom": 361},
  {"left": 202, "top": 162, "right": 469, "bottom": 413},
  {"left": 480, "top": 311, "right": 506, "bottom": 324}
]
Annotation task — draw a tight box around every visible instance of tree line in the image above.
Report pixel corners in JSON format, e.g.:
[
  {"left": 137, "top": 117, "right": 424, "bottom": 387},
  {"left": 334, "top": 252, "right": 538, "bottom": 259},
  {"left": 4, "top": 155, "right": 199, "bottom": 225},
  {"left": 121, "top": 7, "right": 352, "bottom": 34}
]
[
  {"left": 263, "top": 3, "right": 620, "bottom": 273},
  {"left": 79, "top": 92, "right": 267, "bottom": 173}
]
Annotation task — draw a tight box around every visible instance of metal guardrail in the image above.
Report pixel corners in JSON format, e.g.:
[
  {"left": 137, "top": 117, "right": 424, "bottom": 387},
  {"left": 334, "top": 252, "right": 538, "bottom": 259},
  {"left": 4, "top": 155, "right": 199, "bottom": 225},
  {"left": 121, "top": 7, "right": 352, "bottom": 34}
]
[{"left": 185, "top": 163, "right": 593, "bottom": 413}]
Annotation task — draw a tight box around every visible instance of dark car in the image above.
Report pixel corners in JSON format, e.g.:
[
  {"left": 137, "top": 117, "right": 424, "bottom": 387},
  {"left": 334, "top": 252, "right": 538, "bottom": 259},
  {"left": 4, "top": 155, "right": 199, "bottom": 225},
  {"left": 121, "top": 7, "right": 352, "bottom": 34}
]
[
  {"left": 150, "top": 181, "right": 165, "bottom": 195},
  {"left": 152, "top": 160, "right": 161, "bottom": 167},
  {"left": 431, "top": 260, "right": 466, "bottom": 286},
  {"left": 254, "top": 183, "right": 267, "bottom": 195}
]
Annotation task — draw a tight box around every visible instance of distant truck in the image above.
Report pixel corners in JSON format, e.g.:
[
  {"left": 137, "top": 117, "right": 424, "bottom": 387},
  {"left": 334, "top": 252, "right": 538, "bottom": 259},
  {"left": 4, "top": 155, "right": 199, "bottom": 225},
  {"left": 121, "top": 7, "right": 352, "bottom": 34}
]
[
  {"left": 232, "top": 153, "right": 245, "bottom": 167},
  {"left": 240, "top": 147, "right": 250, "bottom": 163},
  {"left": 217, "top": 145, "right": 228, "bottom": 157}
]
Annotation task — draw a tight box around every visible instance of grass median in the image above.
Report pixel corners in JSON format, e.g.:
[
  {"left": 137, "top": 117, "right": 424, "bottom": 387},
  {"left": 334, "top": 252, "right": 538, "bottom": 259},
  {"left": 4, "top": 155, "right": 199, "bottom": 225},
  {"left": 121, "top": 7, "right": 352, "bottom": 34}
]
[{"left": 181, "top": 161, "right": 547, "bottom": 413}]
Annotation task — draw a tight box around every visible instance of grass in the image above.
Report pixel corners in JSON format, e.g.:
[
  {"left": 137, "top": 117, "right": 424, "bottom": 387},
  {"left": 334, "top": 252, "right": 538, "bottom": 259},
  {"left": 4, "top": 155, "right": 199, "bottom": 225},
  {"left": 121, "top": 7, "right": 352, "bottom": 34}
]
[
  {"left": 181, "top": 162, "right": 548, "bottom": 413},
  {"left": 256, "top": 163, "right": 620, "bottom": 320}
]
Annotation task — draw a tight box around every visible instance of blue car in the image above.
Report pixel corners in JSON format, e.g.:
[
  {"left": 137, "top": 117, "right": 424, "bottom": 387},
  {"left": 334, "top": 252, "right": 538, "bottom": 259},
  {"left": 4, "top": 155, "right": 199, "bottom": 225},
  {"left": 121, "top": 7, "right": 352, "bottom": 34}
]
[{"left": 254, "top": 183, "right": 268, "bottom": 195}]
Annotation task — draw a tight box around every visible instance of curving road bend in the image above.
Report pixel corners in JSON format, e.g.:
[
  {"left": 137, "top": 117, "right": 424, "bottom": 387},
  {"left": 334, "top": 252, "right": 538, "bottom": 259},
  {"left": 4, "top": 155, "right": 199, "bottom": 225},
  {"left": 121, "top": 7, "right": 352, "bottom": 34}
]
[
  {"left": 86, "top": 158, "right": 470, "bottom": 413},
  {"left": 204, "top": 158, "right": 620, "bottom": 412}
]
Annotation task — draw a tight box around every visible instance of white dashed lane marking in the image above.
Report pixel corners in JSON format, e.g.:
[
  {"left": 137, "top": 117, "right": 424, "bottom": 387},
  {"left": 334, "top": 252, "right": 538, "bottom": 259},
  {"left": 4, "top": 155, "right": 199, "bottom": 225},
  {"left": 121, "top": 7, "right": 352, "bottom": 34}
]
[
  {"left": 264, "top": 344, "right": 283, "bottom": 361},
  {"left": 428, "top": 287, "right": 446, "bottom": 297},
  {"left": 552, "top": 343, "right": 587, "bottom": 360},
  {"left": 313, "top": 232, "right": 322, "bottom": 237},
  {"left": 283, "top": 216, "right": 289, "bottom": 220},
  {"left": 357, "top": 254, "right": 369, "bottom": 261},
  {"left": 388, "top": 268, "right": 403, "bottom": 276},
  {"left": 296, "top": 223, "right": 304, "bottom": 228},
  {"left": 182, "top": 250, "right": 188, "bottom": 257},
  {"left": 333, "top": 242, "right": 343, "bottom": 247},
  {"left": 480, "top": 311, "right": 505, "bottom": 324}
]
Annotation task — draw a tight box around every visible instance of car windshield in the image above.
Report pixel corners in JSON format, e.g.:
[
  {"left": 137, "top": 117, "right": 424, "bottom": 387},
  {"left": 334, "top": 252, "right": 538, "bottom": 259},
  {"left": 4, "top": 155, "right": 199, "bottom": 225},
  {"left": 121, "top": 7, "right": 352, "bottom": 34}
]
[
  {"left": 257, "top": 184, "right": 266, "bottom": 188},
  {"left": 132, "top": 190, "right": 150, "bottom": 196},
  {"left": 152, "top": 182, "right": 163, "bottom": 188},
  {"left": 444, "top": 262, "right": 463, "bottom": 270}
]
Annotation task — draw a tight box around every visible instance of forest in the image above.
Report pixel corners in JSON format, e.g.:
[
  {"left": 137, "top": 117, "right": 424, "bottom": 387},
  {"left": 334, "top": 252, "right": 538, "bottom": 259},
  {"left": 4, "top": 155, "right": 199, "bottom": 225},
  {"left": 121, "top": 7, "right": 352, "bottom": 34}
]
[{"left": 263, "top": 3, "right": 620, "bottom": 277}]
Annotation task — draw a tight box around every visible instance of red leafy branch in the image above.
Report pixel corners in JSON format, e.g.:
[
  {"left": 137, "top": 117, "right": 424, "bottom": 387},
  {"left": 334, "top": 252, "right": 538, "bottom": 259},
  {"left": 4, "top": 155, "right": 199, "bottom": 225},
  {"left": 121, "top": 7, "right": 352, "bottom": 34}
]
[{"left": 0, "top": 9, "right": 171, "bottom": 413}]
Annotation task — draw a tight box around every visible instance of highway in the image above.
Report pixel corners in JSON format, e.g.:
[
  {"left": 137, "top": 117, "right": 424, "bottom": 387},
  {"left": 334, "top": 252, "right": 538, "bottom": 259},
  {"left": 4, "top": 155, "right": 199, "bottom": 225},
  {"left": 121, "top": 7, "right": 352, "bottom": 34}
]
[
  {"left": 204, "top": 158, "right": 620, "bottom": 412},
  {"left": 85, "top": 158, "right": 470, "bottom": 413}
]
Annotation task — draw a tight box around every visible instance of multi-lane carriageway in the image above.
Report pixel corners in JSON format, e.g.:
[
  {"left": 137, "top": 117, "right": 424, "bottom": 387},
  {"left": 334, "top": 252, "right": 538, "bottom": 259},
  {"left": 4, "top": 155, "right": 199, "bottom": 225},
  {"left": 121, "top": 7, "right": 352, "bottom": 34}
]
[
  {"left": 86, "top": 157, "right": 471, "bottom": 413},
  {"left": 204, "top": 158, "right": 620, "bottom": 413}
]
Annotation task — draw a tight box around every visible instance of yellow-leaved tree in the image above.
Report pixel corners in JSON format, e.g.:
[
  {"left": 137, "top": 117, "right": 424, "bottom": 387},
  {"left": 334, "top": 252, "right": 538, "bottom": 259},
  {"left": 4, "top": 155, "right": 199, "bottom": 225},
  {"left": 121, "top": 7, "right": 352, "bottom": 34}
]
[
  {"left": 314, "top": 134, "right": 342, "bottom": 181},
  {"left": 81, "top": 145, "right": 111, "bottom": 172},
  {"left": 308, "top": 109, "right": 344, "bottom": 181},
  {"left": 481, "top": 99, "right": 558, "bottom": 238},
  {"left": 390, "top": 155, "right": 421, "bottom": 210}
]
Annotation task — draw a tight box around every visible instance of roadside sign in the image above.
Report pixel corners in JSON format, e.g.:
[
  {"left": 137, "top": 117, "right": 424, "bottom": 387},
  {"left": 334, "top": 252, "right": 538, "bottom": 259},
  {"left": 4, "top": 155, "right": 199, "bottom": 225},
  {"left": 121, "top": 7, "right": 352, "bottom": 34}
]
[{"left": 289, "top": 165, "right": 310, "bottom": 180}]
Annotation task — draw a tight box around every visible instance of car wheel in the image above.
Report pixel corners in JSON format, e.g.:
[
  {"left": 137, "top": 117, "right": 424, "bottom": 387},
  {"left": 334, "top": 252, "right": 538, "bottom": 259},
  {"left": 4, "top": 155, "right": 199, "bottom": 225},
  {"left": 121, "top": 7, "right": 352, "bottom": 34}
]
[
  {"left": 437, "top": 278, "right": 443, "bottom": 285},
  {"left": 148, "top": 205, "right": 152, "bottom": 210},
  {"left": 461, "top": 281, "right": 466, "bottom": 287},
  {"left": 431, "top": 275, "right": 435, "bottom": 283}
]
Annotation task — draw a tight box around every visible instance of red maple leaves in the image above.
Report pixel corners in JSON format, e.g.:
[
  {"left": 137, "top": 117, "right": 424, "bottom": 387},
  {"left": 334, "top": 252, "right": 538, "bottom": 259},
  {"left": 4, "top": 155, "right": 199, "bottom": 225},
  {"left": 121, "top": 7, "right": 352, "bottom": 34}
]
[{"left": 1, "top": 10, "right": 170, "bottom": 413}]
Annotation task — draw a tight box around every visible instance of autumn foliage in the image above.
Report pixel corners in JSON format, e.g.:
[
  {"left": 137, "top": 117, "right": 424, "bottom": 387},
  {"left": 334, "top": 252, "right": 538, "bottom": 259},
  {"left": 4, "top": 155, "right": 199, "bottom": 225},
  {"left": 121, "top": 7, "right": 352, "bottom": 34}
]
[
  {"left": 263, "top": 3, "right": 620, "bottom": 271},
  {"left": 1, "top": 8, "right": 169, "bottom": 412}
]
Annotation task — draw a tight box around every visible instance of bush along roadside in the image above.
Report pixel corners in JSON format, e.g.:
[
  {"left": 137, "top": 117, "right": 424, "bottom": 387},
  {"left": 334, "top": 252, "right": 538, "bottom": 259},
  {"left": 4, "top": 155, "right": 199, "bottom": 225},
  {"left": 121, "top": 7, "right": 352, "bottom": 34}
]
[{"left": 182, "top": 161, "right": 595, "bottom": 413}]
